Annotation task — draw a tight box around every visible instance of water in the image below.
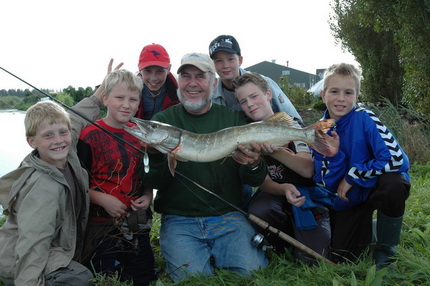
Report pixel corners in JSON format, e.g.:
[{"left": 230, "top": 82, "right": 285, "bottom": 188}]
[{"left": 0, "top": 110, "right": 33, "bottom": 215}]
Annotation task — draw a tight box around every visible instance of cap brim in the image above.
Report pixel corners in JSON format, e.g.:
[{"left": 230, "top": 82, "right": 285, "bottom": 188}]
[
  {"left": 139, "top": 61, "right": 170, "bottom": 70},
  {"left": 210, "top": 48, "right": 239, "bottom": 59}
]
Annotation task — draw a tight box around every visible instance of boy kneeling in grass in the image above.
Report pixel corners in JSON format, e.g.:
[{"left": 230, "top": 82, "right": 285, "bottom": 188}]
[
  {"left": 314, "top": 63, "right": 410, "bottom": 268},
  {"left": 0, "top": 98, "right": 100, "bottom": 285}
]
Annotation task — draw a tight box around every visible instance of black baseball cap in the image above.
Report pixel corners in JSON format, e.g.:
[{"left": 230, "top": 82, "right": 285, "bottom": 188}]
[{"left": 208, "top": 35, "right": 241, "bottom": 59}]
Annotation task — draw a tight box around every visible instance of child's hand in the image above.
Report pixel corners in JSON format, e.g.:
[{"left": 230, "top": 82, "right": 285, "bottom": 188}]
[
  {"left": 284, "top": 184, "right": 306, "bottom": 207},
  {"left": 324, "top": 131, "right": 340, "bottom": 157},
  {"left": 130, "top": 193, "right": 153, "bottom": 211},
  {"left": 337, "top": 178, "right": 352, "bottom": 202},
  {"left": 259, "top": 143, "right": 283, "bottom": 155},
  {"left": 106, "top": 58, "right": 124, "bottom": 74},
  {"left": 101, "top": 194, "right": 128, "bottom": 218},
  {"left": 94, "top": 59, "right": 124, "bottom": 100}
]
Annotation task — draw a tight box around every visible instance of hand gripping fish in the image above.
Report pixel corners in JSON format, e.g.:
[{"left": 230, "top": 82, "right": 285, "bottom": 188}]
[{"left": 124, "top": 112, "right": 335, "bottom": 175}]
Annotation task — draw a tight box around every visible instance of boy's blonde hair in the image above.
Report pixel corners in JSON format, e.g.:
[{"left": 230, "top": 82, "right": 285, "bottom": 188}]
[
  {"left": 232, "top": 72, "right": 269, "bottom": 93},
  {"left": 103, "top": 69, "right": 143, "bottom": 96},
  {"left": 323, "top": 63, "right": 362, "bottom": 94},
  {"left": 25, "top": 100, "right": 71, "bottom": 137}
]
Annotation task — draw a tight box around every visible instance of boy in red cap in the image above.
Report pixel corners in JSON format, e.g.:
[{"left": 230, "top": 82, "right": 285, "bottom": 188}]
[{"left": 136, "top": 43, "right": 179, "bottom": 119}]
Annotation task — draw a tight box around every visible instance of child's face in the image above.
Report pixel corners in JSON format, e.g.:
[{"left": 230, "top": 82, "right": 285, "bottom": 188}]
[
  {"left": 236, "top": 82, "right": 273, "bottom": 121},
  {"left": 26, "top": 122, "right": 71, "bottom": 169},
  {"left": 212, "top": 51, "right": 243, "bottom": 83},
  {"left": 103, "top": 82, "right": 140, "bottom": 128},
  {"left": 321, "top": 74, "right": 358, "bottom": 121},
  {"left": 140, "top": 65, "right": 170, "bottom": 94}
]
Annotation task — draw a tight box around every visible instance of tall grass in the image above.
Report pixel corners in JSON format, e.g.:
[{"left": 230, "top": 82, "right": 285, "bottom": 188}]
[{"left": 372, "top": 100, "right": 430, "bottom": 165}]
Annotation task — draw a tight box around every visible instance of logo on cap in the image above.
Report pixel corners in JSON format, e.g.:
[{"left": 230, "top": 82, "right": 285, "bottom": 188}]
[
  {"left": 148, "top": 50, "right": 161, "bottom": 57},
  {"left": 209, "top": 35, "right": 241, "bottom": 59}
]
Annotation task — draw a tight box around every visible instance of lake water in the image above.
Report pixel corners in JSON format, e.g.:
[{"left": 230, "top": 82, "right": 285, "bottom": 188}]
[
  {"left": 0, "top": 110, "right": 33, "bottom": 215},
  {"left": 0, "top": 110, "right": 32, "bottom": 177}
]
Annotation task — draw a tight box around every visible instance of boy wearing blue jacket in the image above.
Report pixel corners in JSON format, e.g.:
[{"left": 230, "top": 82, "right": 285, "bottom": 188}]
[{"left": 313, "top": 63, "right": 410, "bottom": 268}]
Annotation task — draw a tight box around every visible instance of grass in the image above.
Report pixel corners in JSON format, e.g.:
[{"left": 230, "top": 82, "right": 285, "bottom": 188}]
[{"left": 115, "top": 163, "right": 430, "bottom": 286}]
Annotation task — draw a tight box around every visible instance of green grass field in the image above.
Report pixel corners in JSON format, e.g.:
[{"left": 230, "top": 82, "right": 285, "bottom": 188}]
[
  {"left": 0, "top": 165, "right": 429, "bottom": 286},
  {"left": 89, "top": 163, "right": 430, "bottom": 286}
]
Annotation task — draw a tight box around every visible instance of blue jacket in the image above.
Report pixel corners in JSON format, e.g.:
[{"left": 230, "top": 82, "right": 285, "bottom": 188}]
[
  {"left": 313, "top": 107, "right": 410, "bottom": 211},
  {"left": 212, "top": 68, "right": 302, "bottom": 121}
]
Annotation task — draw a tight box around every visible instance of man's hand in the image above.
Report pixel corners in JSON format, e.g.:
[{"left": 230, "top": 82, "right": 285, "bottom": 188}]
[{"left": 234, "top": 142, "right": 262, "bottom": 168}]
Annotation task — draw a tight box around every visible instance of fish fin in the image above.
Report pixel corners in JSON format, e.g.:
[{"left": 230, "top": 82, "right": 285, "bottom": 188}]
[
  {"left": 263, "top": 112, "right": 295, "bottom": 126},
  {"left": 174, "top": 156, "right": 188, "bottom": 162},
  {"left": 168, "top": 155, "right": 177, "bottom": 177},
  {"left": 231, "top": 150, "right": 249, "bottom": 165},
  {"left": 308, "top": 119, "right": 336, "bottom": 156}
]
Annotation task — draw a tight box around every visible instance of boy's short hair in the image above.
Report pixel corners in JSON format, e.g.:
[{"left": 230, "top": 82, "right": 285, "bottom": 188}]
[
  {"left": 103, "top": 69, "right": 144, "bottom": 96},
  {"left": 25, "top": 100, "right": 71, "bottom": 137},
  {"left": 323, "top": 63, "right": 362, "bottom": 94},
  {"left": 232, "top": 72, "right": 269, "bottom": 93}
]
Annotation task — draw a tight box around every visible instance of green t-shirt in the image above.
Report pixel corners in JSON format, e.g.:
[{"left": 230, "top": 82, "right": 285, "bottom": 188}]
[{"left": 144, "top": 103, "right": 266, "bottom": 216}]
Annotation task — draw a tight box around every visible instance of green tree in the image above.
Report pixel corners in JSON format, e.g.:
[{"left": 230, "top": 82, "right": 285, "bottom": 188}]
[
  {"left": 329, "top": 0, "right": 430, "bottom": 115},
  {"left": 55, "top": 92, "right": 74, "bottom": 107},
  {"left": 63, "top": 86, "right": 94, "bottom": 104},
  {"left": 329, "top": 0, "right": 403, "bottom": 105},
  {"left": 394, "top": 0, "right": 430, "bottom": 114},
  {"left": 279, "top": 76, "right": 315, "bottom": 108}
]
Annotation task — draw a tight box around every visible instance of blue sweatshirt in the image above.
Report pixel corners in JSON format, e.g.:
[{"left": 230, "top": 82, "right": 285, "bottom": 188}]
[{"left": 313, "top": 106, "right": 410, "bottom": 211}]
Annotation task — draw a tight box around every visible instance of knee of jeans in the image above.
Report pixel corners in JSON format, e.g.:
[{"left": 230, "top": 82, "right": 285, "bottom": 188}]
[{"left": 166, "top": 259, "right": 213, "bottom": 283}]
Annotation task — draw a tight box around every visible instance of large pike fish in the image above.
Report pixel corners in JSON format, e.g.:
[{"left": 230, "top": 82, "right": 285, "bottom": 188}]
[{"left": 124, "top": 112, "right": 335, "bottom": 175}]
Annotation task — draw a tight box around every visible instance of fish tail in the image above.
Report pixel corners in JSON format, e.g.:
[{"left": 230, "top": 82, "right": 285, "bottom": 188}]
[{"left": 308, "top": 119, "right": 335, "bottom": 156}]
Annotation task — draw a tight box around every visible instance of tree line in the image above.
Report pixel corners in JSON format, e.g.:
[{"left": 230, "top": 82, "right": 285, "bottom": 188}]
[{"left": 0, "top": 86, "right": 95, "bottom": 110}]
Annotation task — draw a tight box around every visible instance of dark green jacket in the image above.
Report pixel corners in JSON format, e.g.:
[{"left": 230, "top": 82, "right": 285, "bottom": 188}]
[{"left": 144, "top": 103, "right": 266, "bottom": 216}]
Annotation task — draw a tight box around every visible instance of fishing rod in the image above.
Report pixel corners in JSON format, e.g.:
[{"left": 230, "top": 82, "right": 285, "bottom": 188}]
[
  {"left": 0, "top": 66, "right": 145, "bottom": 156},
  {"left": 175, "top": 171, "right": 335, "bottom": 265},
  {"left": 2, "top": 66, "right": 335, "bottom": 265}
]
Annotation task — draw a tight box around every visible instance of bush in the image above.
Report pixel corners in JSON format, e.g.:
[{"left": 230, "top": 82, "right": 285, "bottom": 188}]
[{"left": 0, "top": 96, "right": 22, "bottom": 109}]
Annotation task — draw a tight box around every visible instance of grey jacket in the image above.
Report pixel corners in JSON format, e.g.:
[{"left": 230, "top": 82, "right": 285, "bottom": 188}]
[
  {"left": 0, "top": 96, "right": 101, "bottom": 285},
  {"left": 211, "top": 67, "right": 302, "bottom": 121}
]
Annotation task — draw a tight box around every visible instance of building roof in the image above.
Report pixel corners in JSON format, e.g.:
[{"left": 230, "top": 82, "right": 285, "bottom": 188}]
[{"left": 245, "top": 61, "right": 320, "bottom": 89}]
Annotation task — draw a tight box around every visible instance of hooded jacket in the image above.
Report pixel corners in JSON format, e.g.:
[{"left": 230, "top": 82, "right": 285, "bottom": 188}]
[{"left": 0, "top": 96, "right": 100, "bottom": 285}]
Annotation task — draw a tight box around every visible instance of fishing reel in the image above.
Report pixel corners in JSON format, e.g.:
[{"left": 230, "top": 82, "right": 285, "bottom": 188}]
[{"left": 251, "top": 233, "right": 273, "bottom": 251}]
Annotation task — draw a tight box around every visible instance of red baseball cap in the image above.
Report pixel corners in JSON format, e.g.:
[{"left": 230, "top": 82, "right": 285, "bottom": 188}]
[{"left": 138, "top": 43, "right": 170, "bottom": 70}]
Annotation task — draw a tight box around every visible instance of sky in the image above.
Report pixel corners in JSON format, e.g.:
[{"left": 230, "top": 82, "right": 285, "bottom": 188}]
[{"left": 0, "top": 0, "right": 357, "bottom": 91}]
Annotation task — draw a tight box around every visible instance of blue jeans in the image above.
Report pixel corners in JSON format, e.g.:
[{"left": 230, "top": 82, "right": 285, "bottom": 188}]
[{"left": 160, "top": 211, "right": 268, "bottom": 283}]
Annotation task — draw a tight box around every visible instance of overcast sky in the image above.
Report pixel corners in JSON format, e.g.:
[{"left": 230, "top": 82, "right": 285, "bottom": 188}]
[{"left": 0, "top": 0, "right": 357, "bottom": 91}]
